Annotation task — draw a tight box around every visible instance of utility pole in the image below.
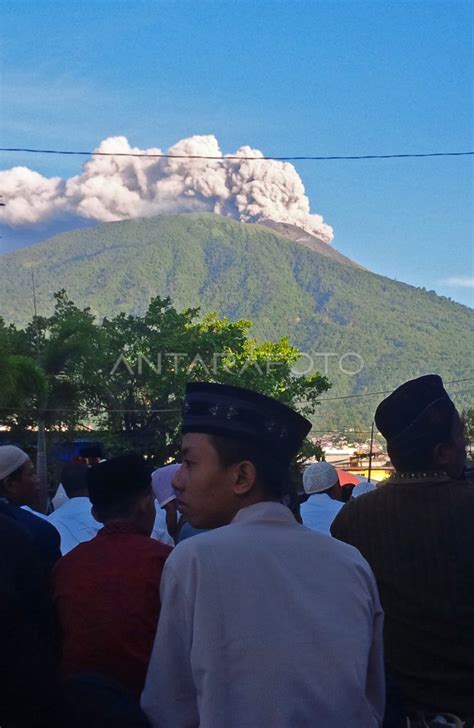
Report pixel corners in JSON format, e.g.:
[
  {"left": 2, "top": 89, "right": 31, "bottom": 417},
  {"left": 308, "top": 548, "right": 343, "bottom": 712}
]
[
  {"left": 367, "top": 421, "right": 374, "bottom": 483},
  {"left": 32, "top": 271, "right": 48, "bottom": 513}
]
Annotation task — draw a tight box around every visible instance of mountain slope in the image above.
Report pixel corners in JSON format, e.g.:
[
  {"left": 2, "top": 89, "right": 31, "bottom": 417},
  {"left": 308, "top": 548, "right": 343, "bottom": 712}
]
[
  {"left": 0, "top": 213, "right": 471, "bottom": 429},
  {"left": 258, "top": 219, "right": 364, "bottom": 269}
]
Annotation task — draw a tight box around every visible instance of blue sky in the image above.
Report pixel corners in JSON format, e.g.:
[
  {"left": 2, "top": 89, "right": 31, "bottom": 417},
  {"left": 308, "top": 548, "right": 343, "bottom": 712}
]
[{"left": 1, "top": 0, "right": 472, "bottom": 306}]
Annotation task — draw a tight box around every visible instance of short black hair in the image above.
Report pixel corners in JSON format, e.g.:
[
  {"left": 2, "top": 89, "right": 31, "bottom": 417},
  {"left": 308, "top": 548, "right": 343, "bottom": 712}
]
[
  {"left": 87, "top": 454, "right": 152, "bottom": 523},
  {"left": 93, "top": 490, "right": 151, "bottom": 523},
  {"left": 388, "top": 404, "right": 458, "bottom": 472},
  {"left": 208, "top": 434, "right": 288, "bottom": 500},
  {"left": 61, "top": 462, "right": 89, "bottom": 498}
]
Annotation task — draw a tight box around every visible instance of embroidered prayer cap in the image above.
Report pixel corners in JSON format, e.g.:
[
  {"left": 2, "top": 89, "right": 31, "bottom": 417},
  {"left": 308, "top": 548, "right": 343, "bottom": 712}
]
[
  {"left": 302, "top": 461, "right": 339, "bottom": 494},
  {"left": 87, "top": 453, "right": 152, "bottom": 509},
  {"left": 374, "top": 374, "right": 454, "bottom": 443},
  {"left": 0, "top": 446, "right": 29, "bottom": 481},
  {"left": 182, "top": 382, "right": 311, "bottom": 467}
]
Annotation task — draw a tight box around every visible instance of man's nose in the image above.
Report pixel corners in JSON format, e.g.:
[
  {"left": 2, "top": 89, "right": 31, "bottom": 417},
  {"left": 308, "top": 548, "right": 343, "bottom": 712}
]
[{"left": 172, "top": 465, "right": 184, "bottom": 492}]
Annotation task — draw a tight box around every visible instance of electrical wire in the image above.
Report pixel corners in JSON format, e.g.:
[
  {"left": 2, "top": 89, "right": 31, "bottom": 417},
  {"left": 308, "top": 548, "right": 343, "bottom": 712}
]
[
  {"left": 318, "top": 377, "right": 474, "bottom": 403},
  {"left": 0, "top": 378, "right": 471, "bottom": 412},
  {"left": 1, "top": 147, "right": 473, "bottom": 162},
  {"left": 0, "top": 377, "right": 471, "bottom": 414}
]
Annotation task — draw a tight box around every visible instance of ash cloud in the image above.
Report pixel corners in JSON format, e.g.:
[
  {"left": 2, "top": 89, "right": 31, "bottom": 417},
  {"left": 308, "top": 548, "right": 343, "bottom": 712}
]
[{"left": 0, "top": 135, "right": 334, "bottom": 242}]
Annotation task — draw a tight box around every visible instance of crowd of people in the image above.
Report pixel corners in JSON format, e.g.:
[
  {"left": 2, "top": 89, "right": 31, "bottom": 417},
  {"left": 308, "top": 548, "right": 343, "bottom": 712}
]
[{"left": 0, "top": 374, "right": 472, "bottom": 728}]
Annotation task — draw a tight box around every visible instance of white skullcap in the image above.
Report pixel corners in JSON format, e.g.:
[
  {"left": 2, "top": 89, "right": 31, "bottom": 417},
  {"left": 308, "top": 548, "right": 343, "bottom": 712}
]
[
  {"left": 352, "top": 480, "right": 377, "bottom": 498},
  {"left": 0, "top": 446, "right": 29, "bottom": 480},
  {"left": 303, "top": 461, "right": 339, "bottom": 494}
]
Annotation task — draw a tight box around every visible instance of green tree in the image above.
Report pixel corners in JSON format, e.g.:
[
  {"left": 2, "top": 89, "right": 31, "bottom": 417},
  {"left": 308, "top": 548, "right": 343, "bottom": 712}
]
[
  {"left": 1, "top": 293, "right": 329, "bottom": 476},
  {"left": 8, "top": 291, "right": 101, "bottom": 431},
  {"left": 0, "top": 318, "right": 46, "bottom": 419},
  {"left": 91, "top": 297, "right": 330, "bottom": 464},
  {"left": 3, "top": 292, "right": 102, "bottom": 510}
]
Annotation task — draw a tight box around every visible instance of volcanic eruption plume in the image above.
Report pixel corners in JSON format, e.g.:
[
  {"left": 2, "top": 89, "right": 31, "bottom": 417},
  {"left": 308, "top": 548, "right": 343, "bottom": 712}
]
[{"left": 0, "top": 135, "right": 333, "bottom": 242}]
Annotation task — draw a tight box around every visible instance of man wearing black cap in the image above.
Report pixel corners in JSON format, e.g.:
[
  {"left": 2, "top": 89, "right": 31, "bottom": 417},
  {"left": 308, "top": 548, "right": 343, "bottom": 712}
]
[
  {"left": 142, "top": 382, "right": 385, "bottom": 728},
  {"left": 331, "top": 375, "right": 473, "bottom": 722},
  {"left": 53, "top": 454, "right": 172, "bottom": 699}
]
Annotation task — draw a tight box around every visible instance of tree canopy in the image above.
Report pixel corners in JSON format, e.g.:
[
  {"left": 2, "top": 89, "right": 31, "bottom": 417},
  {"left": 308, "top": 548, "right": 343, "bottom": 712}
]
[{"left": 1, "top": 291, "right": 330, "bottom": 466}]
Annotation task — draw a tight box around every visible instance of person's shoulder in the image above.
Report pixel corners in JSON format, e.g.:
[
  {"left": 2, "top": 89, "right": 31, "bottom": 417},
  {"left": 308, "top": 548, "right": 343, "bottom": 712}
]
[
  {"left": 341, "top": 484, "right": 389, "bottom": 512},
  {"left": 48, "top": 498, "right": 76, "bottom": 520},
  {"left": 47, "top": 506, "right": 67, "bottom": 526},
  {"left": 52, "top": 537, "right": 93, "bottom": 582},
  {"left": 300, "top": 521, "right": 367, "bottom": 560},
  {"left": 166, "top": 526, "right": 228, "bottom": 565},
  {"left": 18, "top": 506, "right": 60, "bottom": 537},
  {"left": 293, "top": 524, "right": 377, "bottom": 595},
  {"left": 145, "top": 536, "right": 173, "bottom": 559},
  {"left": 118, "top": 531, "right": 174, "bottom": 565},
  {"left": 452, "top": 476, "right": 474, "bottom": 492},
  {"left": 56, "top": 533, "right": 96, "bottom": 561},
  {"left": 330, "top": 486, "right": 391, "bottom": 545},
  {"left": 0, "top": 511, "right": 33, "bottom": 547}
]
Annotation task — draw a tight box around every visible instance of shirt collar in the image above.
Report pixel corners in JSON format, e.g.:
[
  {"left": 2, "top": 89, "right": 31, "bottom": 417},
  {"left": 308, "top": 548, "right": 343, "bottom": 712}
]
[{"left": 231, "top": 501, "right": 296, "bottom": 526}]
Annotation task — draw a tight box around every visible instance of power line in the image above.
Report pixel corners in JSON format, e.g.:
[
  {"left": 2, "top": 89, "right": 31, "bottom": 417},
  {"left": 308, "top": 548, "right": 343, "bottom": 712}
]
[
  {"left": 0, "top": 379, "right": 471, "bottom": 413},
  {"left": 0, "top": 378, "right": 471, "bottom": 413},
  {"left": 318, "top": 377, "right": 474, "bottom": 403},
  {"left": 1, "top": 147, "right": 473, "bottom": 162},
  {"left": 0, "top": 407, "right": 181, "bottom": 413}
]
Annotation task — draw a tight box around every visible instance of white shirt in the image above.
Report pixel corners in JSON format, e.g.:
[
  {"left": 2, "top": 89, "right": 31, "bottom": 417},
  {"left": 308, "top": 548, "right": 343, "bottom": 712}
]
[
  {"left": 151, "top": 465, "right": 179, "bottom": 508},
  {"left": 151, "top": 504, "right": 174, "bottom": 546},
  {"left": 21, "top": 505, "right": 50, "bottom": 521},
  {"left": 141, "top": 501, "right": 385, "bottom": 728},
  {"left": 49, "top": 497, "right": 174, "bottom": 552},
  {"left": 300, "top": 493, "right": 344, "bottom": 535},
  {"left": 48, "top": 497, "right": 101, "bottom": 554},
  {"left": 52, "top": 483, "right": 69, "bottom": 510}
]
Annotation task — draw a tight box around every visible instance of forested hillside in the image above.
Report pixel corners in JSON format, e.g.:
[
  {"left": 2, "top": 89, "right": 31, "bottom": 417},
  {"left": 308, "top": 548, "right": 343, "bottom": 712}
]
[{"left": 1, "top": 213, "right": 471, "bottom": 429}]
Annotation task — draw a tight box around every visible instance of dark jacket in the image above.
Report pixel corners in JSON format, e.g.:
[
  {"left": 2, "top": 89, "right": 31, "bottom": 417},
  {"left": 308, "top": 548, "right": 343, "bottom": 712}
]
[
  {"left": 0, "top": 514, "right": 59, "bottom": 727},
  {"left": 0, "top": 499, "right": 61, "bottom": 573},
  {"left": 331, "top": 474, "right": 474, "bottom": 715}
]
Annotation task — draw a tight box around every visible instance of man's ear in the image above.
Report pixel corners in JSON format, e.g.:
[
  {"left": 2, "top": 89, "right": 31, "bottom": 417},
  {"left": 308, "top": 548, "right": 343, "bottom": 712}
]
[
  {"left": 2, "top": 475, "right": 16, "bottom": 498},
  {"left": 137, "top": 491, "right": 156, "bottom": 515},
  {"left": 232, "top": 461, "right": 258, "bottom": 496},
  {"left": 91, "top": 505, "right": 101, "bottom": 523}
]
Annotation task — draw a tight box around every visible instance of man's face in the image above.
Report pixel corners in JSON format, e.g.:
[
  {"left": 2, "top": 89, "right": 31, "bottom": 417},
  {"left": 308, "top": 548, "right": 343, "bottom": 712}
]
[
  {"left": 172, "top": 433, "right": 240, "bottom": 529},
  {"left": 7, "top": 458, "right": 40, "bottom": 507}
]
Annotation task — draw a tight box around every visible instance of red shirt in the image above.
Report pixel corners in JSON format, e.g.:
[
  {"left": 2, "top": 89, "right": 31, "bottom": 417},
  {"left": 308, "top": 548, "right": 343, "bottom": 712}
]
[{"left": 53, "top": 522, "right": 172, "bottom": 697}]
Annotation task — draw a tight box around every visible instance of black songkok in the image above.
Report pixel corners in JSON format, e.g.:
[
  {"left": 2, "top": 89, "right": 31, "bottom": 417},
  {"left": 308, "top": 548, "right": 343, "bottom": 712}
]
[
  {"left": 375, "top": 374, "right": 455, "bottom": 444},
  {"left": 182, "top": 382, "right": 311, "bottom": 467},
  {"left": 87, "top": 454, "right": 151, "bottom": 509}
]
